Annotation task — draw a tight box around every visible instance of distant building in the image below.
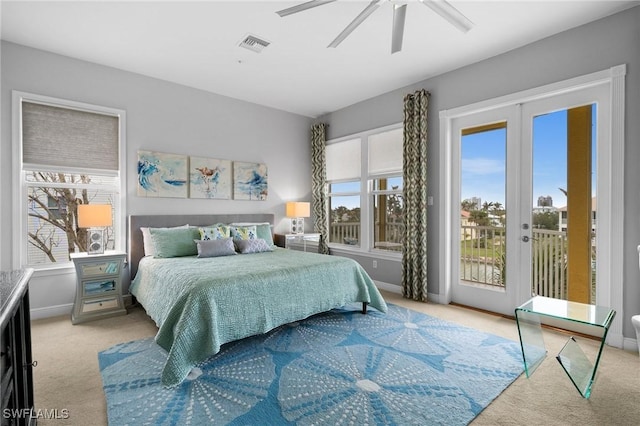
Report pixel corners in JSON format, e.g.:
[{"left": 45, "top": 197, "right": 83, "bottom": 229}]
[
  {"left": 537, "top": 195, "right": 553, "bottom": 207},
  {"left": 558, "top": 197, "right": 596, "bottom": 232},
  {"left": 533, "top": 205, "right": 558, "bottom": 214},
  {"left": 470, "top": 197, "right": 482, "bottom": 210},
  {"left": 533, "top": 195, "right": 557, "bottom": 214},
  {"left": 460, "top": 210, "right": 477, "bottom": 240}
]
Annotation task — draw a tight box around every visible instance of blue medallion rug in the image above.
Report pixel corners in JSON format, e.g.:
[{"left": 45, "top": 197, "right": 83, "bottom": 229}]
[{"left": 99, "top": 304, "right": 526, "bottom": 425}]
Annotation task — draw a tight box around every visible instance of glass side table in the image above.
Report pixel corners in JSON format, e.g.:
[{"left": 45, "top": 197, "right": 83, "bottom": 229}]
[{"left": 515, "top": 296, "right": 616, "bottom": 399}]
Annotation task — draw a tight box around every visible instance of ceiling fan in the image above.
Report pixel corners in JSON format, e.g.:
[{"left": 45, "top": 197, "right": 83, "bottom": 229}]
[{"left": 276, "top": 0, "right": 474, "bottom": 54}]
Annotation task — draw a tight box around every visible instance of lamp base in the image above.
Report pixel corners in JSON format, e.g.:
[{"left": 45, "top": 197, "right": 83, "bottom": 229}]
[
  {"left": 86, "top": 228, "right": 105, "bottom": 254},
  {"left": 290, "top": 218, "right": 305, "bottom": 234}
]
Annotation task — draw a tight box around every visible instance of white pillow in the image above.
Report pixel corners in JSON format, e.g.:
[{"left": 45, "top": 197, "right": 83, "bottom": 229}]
[{"left": 141, "top": 224, "right": 189, "bottom": 256}]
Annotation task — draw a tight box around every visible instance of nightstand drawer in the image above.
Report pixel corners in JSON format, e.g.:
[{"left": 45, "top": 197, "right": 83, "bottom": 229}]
[
  {"left": 83, "top": 279, "right": 116, "bottom": 296},
  {"left": 81, "top": 261, "right": 120, "bottom": 277},
  {"left": 81, "top": 297, "right": 119, "bottom": 313}
]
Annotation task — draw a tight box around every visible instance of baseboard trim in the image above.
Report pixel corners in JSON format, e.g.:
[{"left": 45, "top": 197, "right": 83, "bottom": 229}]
[
  {"left": 374, "top": 281, "right": 401, "bottom": 294},
  {"left": 623, "top": 336, "right": 639, "bottom": 353},
  {"left": 374, "top": 281, "right": 446, "bottom": 305},
  {"left": 30, "top": 295, "right": 134, "bottom": 321},
  {"left": 30, "top": 303, "right": 72, "bottom": 321}
]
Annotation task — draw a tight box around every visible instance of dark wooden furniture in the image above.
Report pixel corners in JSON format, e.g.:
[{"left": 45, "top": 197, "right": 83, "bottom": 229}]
[{"left": 1, "top": 269, "right": 35, "bottom": 426}]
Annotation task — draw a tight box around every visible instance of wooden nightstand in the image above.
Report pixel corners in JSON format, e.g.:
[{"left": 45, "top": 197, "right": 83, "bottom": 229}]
[
  {"left": 274, "top": 233, "right": 321, "bottom": 252},
  {"left": 70, "top": 250, "right": 127, "bottom": 324}
]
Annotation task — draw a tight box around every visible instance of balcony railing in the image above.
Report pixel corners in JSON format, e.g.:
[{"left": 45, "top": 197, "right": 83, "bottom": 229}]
[
  {"left": 331, "top": 221, "right": 585, "bottom": 300},
  {"left": 461, "top": 225, "right": 578, "bottom": 300},
  {"left": 329, "top": 221, "right": 403, "bottom": 251}
]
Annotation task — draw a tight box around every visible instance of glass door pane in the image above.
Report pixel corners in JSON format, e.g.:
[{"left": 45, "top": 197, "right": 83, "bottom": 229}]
[
  {"left": 459, "top": 124, "right": 507, "bottom": 288},
  {"left": 531, "top": 105, "right": 596, "bottom": 303}
]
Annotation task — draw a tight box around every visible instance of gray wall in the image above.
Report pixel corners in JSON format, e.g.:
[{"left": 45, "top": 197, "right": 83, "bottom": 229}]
[
  {"left": 320, "top": 6, "right": 640, "bottom": 338},
  {"left": 0, "top": 41, "right": 313, "bottom": 316}
]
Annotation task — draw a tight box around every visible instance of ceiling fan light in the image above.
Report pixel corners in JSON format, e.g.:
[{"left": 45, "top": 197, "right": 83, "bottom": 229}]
[{"left": 420, "top": 0, "right": 474, "bottom": 33}]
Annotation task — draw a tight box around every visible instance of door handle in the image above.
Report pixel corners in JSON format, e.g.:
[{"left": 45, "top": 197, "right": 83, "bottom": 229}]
[{"left": 522, "top": 236, "right": 530, "bottom": 242}]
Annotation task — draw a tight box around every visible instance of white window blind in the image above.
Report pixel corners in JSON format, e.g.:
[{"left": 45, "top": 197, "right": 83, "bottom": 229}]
[
  {"left": 368, "top": 127, "right": 403, "bottom": 175},
  {"left": 22, "top": 101, "right": 119, "bottom": 172},
  {"left": 326, "top": 138, "right": 361, "bottom": 181}
]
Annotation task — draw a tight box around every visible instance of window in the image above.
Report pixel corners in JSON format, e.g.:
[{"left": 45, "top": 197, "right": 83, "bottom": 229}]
[
  {"left": 368, "top": 128, "right": 403, "bottom": 252},
  {"left": 13, "top": 92, "right": 125, "bottom": 269},
  {"left": 328, "top": 181, "right": 361, "bottom": 246},
  {"left": 371, "top": 177, "right": 403, "bottom": 252},
  {"left": 326, "top": 125, "right": 403, "bottom": 254}
]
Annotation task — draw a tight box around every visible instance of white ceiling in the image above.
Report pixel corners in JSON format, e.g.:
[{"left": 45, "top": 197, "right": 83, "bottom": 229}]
[{"left": 2, "top": 1, "right": 638, "bottom": 117}]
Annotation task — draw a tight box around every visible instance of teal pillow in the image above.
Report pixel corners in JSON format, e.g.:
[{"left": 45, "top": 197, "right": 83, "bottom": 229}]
[
  {"left": 149, "top": 227, "right": 200, "bottom": 258},
  {"left": 230, "top": 222, "right": 274, "bottom": 247}
]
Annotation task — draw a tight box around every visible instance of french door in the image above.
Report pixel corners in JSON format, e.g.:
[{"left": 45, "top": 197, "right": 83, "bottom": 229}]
[{"left": 449, "top": 84, "right": 609, "bottom": 316}]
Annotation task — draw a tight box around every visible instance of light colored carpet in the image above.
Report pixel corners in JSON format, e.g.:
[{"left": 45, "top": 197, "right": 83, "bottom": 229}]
[{"left": 31, "top": 290, "right": 640, "bottom": 425}]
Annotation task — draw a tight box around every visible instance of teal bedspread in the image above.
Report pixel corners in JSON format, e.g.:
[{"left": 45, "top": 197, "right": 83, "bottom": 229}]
[{"left": 130, "top": 248, "right": 387, "bottom": 386}]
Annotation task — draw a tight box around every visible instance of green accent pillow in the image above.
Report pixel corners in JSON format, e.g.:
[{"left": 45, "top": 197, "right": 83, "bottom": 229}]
[
  {"left": 149, "top": 227, "right": 200, "bottom": 258},
  {"left": 230, "top": 222, "right": 274, "bottom": 247}
]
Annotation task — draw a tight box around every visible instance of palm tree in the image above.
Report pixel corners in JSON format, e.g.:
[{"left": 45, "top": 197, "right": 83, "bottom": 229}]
[{"left": 461, "top": 199, "right": 476, "bottom": 212}]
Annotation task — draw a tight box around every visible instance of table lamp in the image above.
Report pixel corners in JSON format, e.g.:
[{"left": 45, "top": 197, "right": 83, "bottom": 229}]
[
  {"left": 285, "top": 201, "right": 310, "bottom": 234},
  {"left": 78, "top": 204, "right": 112, "bottom": 254}
]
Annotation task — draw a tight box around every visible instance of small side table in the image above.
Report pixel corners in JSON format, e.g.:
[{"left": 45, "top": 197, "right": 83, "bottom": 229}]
[
  {"left": 274, "top": 233, "right": 321, "bottom": 252},
  {"left": 515, "top": 296, "right": 616, "bottom": 398},
  {"left": 71, "top": 250, "right": 127, "bottom": 324}
]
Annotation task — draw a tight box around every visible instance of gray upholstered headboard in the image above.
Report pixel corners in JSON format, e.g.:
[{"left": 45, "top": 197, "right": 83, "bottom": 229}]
[{"left": 128, "top": 214, "right": 275, "bottom": 279}]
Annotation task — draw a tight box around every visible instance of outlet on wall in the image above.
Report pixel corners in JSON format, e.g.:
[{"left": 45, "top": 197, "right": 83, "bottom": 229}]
[{"left": 373, "top": 260, "right": 377, "bottom": 268}]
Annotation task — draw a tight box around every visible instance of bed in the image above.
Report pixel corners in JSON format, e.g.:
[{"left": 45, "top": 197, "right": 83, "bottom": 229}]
[{"left": 128, "top": 214, "right": 387, "bottom": 387}]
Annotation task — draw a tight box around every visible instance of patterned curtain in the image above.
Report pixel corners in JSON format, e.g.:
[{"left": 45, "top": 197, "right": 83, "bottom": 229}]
[
  {"left": 402, "top": 90, "right": 430, "bottom": 301},
  {"left": 311, "top": 123, "right": 330, "bottom": 255}
]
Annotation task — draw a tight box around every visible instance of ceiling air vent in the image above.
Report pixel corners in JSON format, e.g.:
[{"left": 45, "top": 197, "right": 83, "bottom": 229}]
[{"left": 239, "top": 34, "right": 270, "bottom": 53}]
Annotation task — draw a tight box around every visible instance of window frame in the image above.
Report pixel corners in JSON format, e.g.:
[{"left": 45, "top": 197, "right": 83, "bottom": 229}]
[
  {"left": 369, "top": 174, "right": 404, "bottom": 253},
  {"left": 325, "top": 122, "right": 403, "bottom": 259},
  {"left": 12, "top": 91, "right": 126, "bottom": 271}
]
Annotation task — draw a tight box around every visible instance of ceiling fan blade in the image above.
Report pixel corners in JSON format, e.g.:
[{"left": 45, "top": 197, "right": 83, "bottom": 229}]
[
  {"left": 276, "top": 0, "right": 337, "bottom": 18},
  {"left": 328, "top": 0, "right": 381, "bottom": 48},
  {"left": 420, "top": 0, "right": 474, "bottom": 33},
  {"left": 391, "top": 4, "right": 407, "bottom": 54}
]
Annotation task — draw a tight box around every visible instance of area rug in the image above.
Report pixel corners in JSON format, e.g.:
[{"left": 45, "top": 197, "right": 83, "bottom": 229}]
[{"left": 99, "top": 304, "right": 526, "bottom": 425}]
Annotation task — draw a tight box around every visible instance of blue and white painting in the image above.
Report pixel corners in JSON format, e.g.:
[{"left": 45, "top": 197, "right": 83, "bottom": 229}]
[
  {"left": 189, "top": 157, "right": 231, "bottom": 199},
  {"left": 137, "top": 150, "right": 187, "bottom": 198},
  {"left": 233, "top": 162, "right": 268, "bottom": 201}
]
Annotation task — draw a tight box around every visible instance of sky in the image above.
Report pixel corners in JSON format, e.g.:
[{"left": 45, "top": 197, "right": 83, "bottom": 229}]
[
  {"left": 461, "top": 106, "right": 596, "bottom": 210},
  {"left": 330, "top": 106, "right": 596, "bottom": 212}
]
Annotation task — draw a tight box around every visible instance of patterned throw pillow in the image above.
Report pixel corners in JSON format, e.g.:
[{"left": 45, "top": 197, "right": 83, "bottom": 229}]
[
  {"left": 230, "top": 222, "right": 274, "bottom": 247},
  {"left": 235, "top": 238, "right": 273, "bottom": 254},
  {"left": 194, "top": 238, "right": 236, "bottom": 258},
  {"left": 230, "top": 225, "right": 257, "bottom": 241},
  {"left": 198, "top": 224, "right": 230, "bottom": 240}
]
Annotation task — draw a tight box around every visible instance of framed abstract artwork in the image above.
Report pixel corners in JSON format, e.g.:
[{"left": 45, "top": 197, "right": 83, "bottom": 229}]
[
  {"left": 189, "top": 156, "right": 232, "bottom": 199},
  {"left": 137, "top": 150, "right": 188, "bottom": 198},
  {"left": 233, "top": 162, "right": 268, "bottom": 200}
]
